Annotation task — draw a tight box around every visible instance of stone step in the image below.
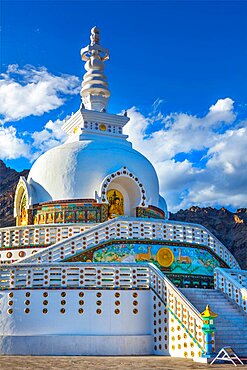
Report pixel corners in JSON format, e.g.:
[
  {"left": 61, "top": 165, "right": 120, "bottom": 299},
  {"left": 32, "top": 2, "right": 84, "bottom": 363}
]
[
  {"left": 216, "top": 346, "right": 247, "bottom": 353},
  {"left": 196, "top": 307, "right": 244, "bottom": 312},
  {"left": 179, "top": 287, "right": 247, "bottom": 356},
  {"left": 216, "top": 326, "right": 247, "bottom": 329},
  {"left": 216, "top": 319, "right": 247, "bottom": 324},
  {"left": 216, "top": 327, "right": 247, "bottom": 331},
  {"left": 215, "top": 342, "right": 247, "bottom": 346},
  {"left": 186, "top": 302, "right": 244, "bottom": 311},
  {"left": 181, "top": 296, "right": 235, "bottom": 302},
  {"left": 215, "top": 315, "right": 247, "bottom": 324},
  {"left": 216, "top": 340, "right": 247, "bottom": 345},
  {"left": 215, "top": 317, "right": 246, "bottom": 320},
  {"left": 181, "top": 295, "right": 229, "bottom": 299},
  {"left": 216, "top": 334, "right": 247, "bottom": 337},
  {"left": 215, "top": 349, "right": 247, "bottom": 356},
  {"left": 182, "top": 296, "right": 236, "bottom": 301},
  {"left": 216, "top": 331, "right": 247, "bottom": 336},
  {"left": 215, "top": 336, "right": 247, "bottom": 342}
]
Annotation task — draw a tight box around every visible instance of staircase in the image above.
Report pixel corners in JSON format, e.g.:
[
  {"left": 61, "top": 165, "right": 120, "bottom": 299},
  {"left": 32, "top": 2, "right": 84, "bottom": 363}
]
[{"left": 180, "top": 288, "right": 247, "bottom": 357}]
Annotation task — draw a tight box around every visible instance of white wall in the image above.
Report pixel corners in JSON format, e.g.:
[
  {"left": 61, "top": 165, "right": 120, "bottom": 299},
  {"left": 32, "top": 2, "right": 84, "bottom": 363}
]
[{"left": 0, "top": 289, "right": 152, "bottom": 355}]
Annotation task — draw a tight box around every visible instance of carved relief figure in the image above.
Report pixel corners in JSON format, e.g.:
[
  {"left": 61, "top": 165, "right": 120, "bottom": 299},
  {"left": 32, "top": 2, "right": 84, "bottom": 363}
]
[
  {"left": 135, "top": 246, "right": 152, "bottom": 261},
  {"left": 176, "top": 248, "right": 192, "bottom": 264}
]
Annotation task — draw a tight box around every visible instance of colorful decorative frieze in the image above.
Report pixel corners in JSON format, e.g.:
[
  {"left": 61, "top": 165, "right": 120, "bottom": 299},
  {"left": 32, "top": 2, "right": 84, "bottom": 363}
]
[
  {"left": 92, "top": 243, "right": 221, "bottom": 276},
  {"left": 31, "top": 200, "right": 109, "bottom": 225},
  {"left": 24, "top": 199, "right": 165, "bottom": 226},
  {"left": 136, "top": 206, "right": 165, "bottom": 219},
  {"left": 65, "top": 240, "right": 227, "bottom": 288}
]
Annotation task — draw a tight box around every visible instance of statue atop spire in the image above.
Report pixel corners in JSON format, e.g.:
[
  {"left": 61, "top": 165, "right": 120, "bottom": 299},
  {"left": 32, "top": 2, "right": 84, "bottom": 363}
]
[
  {"left": 90, "top": 26, "right": 100, "bottom": 45},
  {"left": 80, "top": 27, "right": 110, "bottom": 112}
]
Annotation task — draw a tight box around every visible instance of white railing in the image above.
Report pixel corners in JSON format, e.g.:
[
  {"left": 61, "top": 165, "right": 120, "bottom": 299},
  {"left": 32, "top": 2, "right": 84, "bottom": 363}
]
[
  {"left": 214, "top": 268, "right": 247, "bottom": 313},
  {"left": 0, "top": 262, "right": 149, "bottom": 290},
  {"left": 149, "top": 264, "right": 205, "bottom": 350},
  {"left": 16, "top": 217, "right": 239, "bottom": 268},
  {"left": 0, "top": 223, "right": 95, "bottom": 249}
]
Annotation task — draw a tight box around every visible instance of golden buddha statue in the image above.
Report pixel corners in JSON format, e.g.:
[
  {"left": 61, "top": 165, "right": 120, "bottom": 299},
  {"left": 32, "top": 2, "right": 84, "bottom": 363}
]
[
  {"left": 107, "top": 190, "right": 124, "bottom": 219},
  {"left": 19, "top": 196, "right": 27, "bottom": 226}
]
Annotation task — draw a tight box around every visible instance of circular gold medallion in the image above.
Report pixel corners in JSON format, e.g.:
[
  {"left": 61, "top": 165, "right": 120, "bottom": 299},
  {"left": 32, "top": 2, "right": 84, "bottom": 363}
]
[
  {"left": 99, "top": 124, "right": 106, "bottom": 131},
  {"left": 156, "top": 248, "right": 174, "bottom": 267}
]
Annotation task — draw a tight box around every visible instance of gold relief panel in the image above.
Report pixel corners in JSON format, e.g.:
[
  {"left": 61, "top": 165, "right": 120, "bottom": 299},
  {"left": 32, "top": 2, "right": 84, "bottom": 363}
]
[
  {"left": 87, "top": 211, "right": 96, "bottom": 222},
  {"left": 55, "top": 212, "right": 64, "bottom": 223},
  {"left": 39, "top": 213, "right": 46, "bottom": 224},
  {"left": 33, "top": 213, "right": 38, "bottom": 225},
  {"left": 31, "top": 202, "right": 110, "bottom": 225},
  {"left": 76, "top": 210, "right": 86, "bottom": 222},
  {"left": 46, "top": 213, "right": 54, "bottom": 223},
  {"left": 65, "top": 211, "right": 75, "bottom": 223}
]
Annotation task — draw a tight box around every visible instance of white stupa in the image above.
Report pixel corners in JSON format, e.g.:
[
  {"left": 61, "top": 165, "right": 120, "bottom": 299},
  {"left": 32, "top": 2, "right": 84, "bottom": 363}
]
[
  {"left": 14, "top": 26, "right": 168, "bottom": 225},
  {"left": 0, "top": 26, "right": 246, "bottom": 360}
]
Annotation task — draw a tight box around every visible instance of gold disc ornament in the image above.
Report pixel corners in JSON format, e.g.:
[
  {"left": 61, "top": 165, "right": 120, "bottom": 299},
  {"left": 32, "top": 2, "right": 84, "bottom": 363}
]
[{"left": 156, "top": 248, "right": 174, "bottom": 267}]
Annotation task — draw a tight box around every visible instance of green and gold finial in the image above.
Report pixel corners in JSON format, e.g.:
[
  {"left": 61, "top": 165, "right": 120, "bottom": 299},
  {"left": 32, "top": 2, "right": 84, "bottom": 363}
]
[{"left": 200, "top": 305, "right": 218, "bottom": 319}]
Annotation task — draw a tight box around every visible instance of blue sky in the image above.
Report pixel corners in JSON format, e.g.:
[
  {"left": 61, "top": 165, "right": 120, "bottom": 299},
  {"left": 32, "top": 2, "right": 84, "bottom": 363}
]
[{"left": 0, "top": 0, "right": 247, "bottom": 211}]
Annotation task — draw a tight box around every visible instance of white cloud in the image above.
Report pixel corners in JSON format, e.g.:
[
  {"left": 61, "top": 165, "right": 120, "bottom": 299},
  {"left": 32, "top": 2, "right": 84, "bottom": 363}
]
[
  {"left": 31, "top": 119, "right": 68, "bottom": 158},
  {"left": 0, "top": 118, "right": 68, "bottom": 162},
  {"left": 209, "top": 97, "right": 234, "bottom": 113},
  {"left": 207, "top": 97, "right": 236, "bottom": 124},
  {"left": 0, "top": 64, "right": 80, "bottom": 123},
  {"left": 0, "top": 125, "right": 30, "bottom": 160},
  {"left": 125, "top": 98, "right": 236, "bottom": 164},
  {"left": 124, "top": 98, "right": 247, "bottom": 211}
]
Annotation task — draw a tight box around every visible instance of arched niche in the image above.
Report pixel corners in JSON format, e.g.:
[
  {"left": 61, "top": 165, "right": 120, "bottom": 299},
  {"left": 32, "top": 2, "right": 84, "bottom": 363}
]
[
  {"left": 14, "top": 177, "right": 31, "bottom": 226},
  {"left": 100, "top": 167, "right": 147, "bottom": 217}
]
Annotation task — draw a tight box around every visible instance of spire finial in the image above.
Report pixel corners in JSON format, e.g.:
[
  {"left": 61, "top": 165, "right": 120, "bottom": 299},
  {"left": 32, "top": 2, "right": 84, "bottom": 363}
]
[
  {"left": 80, "top": 27, "right": 110, "bottom": 112},
  {"left": 90, "top": 26, "right": 100, "bottom": 45}
]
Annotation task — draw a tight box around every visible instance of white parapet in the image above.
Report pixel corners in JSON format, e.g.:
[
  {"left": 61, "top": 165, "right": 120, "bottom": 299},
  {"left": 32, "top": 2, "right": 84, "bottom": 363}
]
[
  {"left": 214, "top": 267, "right": 247, "bottom": 312},
  {"left": 13, "top": 217, "right": 240, "bottom": 269}
]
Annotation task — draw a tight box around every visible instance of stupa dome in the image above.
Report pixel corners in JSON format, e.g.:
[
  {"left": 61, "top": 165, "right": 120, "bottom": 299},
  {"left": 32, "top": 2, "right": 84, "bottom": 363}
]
[{"left": 27, "top": 135, "right": 168, "bottom": 217}]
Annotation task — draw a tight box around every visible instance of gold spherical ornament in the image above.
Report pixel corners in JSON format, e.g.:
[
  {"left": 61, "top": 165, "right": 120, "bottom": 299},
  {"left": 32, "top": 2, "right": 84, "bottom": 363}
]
[
  {"left": 156, "top": 248, "right": 174, "bottom": 267},
  {"left": 99, "top": 124, "right": 106, "bottom": 131}
]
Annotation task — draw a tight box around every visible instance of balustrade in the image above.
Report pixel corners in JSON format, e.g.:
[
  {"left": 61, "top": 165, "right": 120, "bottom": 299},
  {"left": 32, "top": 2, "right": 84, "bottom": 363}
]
[
  {"left": 149, "top": 264, "right": 205, "bottom": 349},
  {"left": 0, "top": 262, "right": 150, "bottom": 290},
  {"left": 0, "top": 223, "right": 94, "bottom": 249},
  {"left": 214, "top": 268, "right": 247, "bottom": 312}
]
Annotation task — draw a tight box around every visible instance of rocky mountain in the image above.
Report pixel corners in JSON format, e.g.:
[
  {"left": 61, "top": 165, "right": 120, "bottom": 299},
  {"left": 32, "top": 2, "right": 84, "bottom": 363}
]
[
  {"left": 0, "top": 160, "right": 246, "bottom": 269},
  {"left": 0, "top": 160, "right": 29, "bottom": 228},
  {"left": 170, "top": 206, "right": 247, "bottom": 269}
]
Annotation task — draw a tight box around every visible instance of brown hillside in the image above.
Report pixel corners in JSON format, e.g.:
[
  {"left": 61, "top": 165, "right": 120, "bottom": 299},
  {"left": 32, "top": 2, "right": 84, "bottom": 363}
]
[
  {"left": 0, "top": 160, "right": 29, "bottom": 228},
  {"left": 170, "top": 206, "right": 247, "bottom": 269}
]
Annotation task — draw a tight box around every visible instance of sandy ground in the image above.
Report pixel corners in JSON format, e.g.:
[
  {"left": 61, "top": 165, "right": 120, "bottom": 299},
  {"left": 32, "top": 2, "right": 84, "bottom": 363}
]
[{"left": 0, "top": 356, "right": 246, "bottom": 370}]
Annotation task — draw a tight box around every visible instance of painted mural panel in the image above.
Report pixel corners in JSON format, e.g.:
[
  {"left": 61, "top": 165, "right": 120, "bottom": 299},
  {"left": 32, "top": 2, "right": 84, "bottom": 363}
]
[{"left": 93, "top": 244, "right": 220, "bottom": 276}]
